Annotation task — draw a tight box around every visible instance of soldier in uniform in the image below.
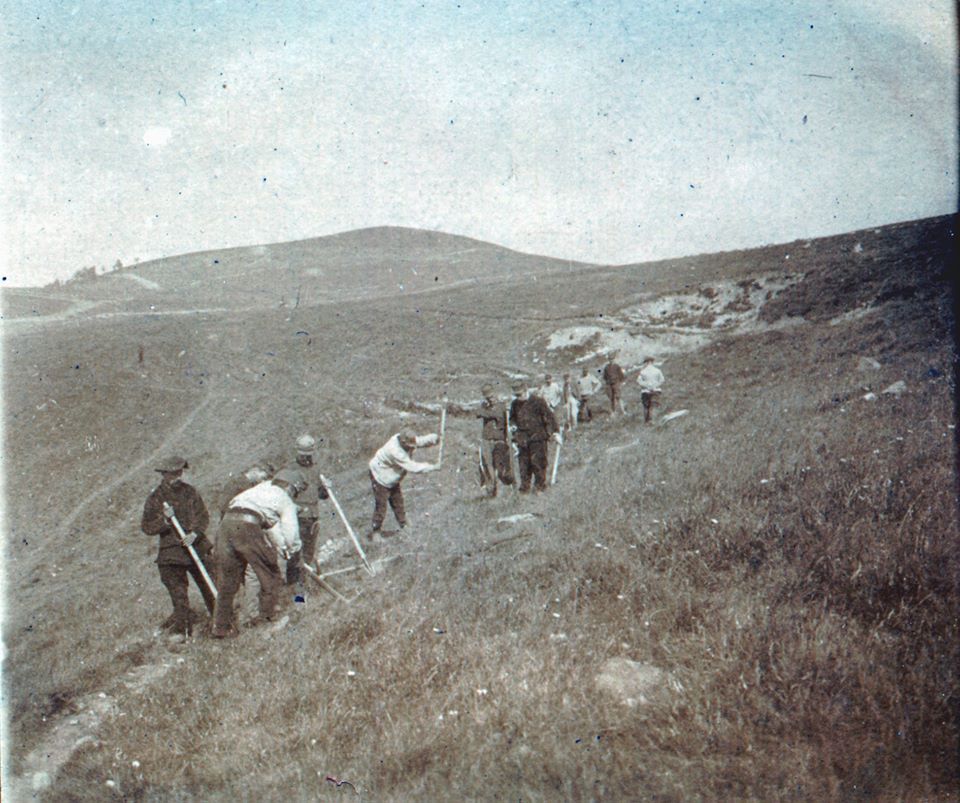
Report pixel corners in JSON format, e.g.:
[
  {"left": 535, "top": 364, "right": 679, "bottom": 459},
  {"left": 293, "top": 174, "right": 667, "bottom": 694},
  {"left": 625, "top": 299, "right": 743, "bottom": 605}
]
[
  {"left": 284, "top": 435, "right": 329, "bottom": 585},
  {"left": 510, "top": 380, "right": 560, "bottom": 493},
  {"left": 476, "top": 384, "right": 512, "bottom": 498},
  {"left": 140, "top": 456, "right": 215, "bottom": 639},
  {"left": 603, "top": 353, "right": 627, "bottom": 414}
]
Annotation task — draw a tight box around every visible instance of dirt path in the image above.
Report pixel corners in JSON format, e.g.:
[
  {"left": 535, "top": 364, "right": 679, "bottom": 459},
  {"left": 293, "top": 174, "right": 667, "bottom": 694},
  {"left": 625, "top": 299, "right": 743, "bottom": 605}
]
[{"left": 59, "top": 390, "right": 213, "bottom": 539}]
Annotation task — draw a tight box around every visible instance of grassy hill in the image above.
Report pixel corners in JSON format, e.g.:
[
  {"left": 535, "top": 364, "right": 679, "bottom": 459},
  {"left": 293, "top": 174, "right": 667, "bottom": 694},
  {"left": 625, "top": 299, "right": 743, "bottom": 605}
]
[{"left": 2, "top": 215, "right": 956, "bottom": 799}]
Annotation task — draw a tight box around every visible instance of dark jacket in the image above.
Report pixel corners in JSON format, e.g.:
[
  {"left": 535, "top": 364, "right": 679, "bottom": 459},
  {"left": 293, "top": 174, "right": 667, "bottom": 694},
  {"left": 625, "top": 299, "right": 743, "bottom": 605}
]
[
  {"left": 512, "top": 395, "right": 558, "bottom": 445},
  {"left": 141, "top": 481, "right": 211, "bottom": 566},
  {"left": 603, "top": 362, "right": 625, "bottom": 386}
]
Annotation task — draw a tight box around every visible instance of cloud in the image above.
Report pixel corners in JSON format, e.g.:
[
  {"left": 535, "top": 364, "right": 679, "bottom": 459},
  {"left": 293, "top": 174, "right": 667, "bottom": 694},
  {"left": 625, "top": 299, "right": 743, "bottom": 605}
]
[{"left": 143, "top": 126, "right": 172, "bottom": 147}]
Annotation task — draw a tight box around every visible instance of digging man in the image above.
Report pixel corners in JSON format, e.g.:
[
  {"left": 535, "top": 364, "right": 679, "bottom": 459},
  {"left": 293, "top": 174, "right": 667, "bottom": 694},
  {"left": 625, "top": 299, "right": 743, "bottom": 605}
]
[
  {"left": 284, "top": 434, "right": 330, "bottom": 587},
  {"left": 366, "top": 428, "right": 440, "bottom": 539},
  {"left": 212, "top": 468, "right": 305, "bottom": 637}
]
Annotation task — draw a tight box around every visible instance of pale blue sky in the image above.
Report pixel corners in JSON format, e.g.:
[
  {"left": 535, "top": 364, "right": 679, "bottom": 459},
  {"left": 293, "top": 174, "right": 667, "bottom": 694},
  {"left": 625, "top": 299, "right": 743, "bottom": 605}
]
[{"left": 2, "top": 1, "right": 956, "bottom": 286}]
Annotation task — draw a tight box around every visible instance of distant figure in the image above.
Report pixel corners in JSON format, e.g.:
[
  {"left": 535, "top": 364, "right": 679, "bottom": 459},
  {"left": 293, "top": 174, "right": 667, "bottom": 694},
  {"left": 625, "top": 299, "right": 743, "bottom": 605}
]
[
  {"left": 562, "top": 372, "right": 580, "bottom": 431},
  {"left": 510, "top": 379, "right": 560, "bottom": 493},
  {"left": 603, "top": 355, "right": 627, "bottom": 414},
  {"left": 213, "top": 469, "right": 306, "bottom": 637},
  {"left": 140, "top": 456, "right": 214, "bottom": 641},
  {"left": 137, "top": 345, "right": 144, "bottom": 365},
  {"left": 476, "top": 384, "right": 512, "bottom": 498},
  {"left": 575, "top": 366, "right": 602, "bottom": 422},
  {"left": 539, "top": 373, "right": 563, "bottom": 412},
  {"left": 366, "top": 429, "right": 440, "bottom": 539},
  {"left": 637, "top": 357, "right": 665, "bottom": 424},
  {"left": 283, "top": 434, "right": 330, "bottom": 586}
]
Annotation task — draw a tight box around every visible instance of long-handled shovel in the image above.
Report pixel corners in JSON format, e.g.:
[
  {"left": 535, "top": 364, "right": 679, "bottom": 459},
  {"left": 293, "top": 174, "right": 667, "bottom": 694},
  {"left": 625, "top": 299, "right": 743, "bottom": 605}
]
[
  {"left": 550, "top": 438, "right": 563, "bottom": 486},
  {"left": 505, "top": 404, "right": 519, "bottom": 493},
  {"left": 320, "top": 475, "right": 375, "bottom": 576},
  {"left": 169, "top": 513, "right": 218, "bottom": 599},
  {"left": 438, "top": 398, "right": 448, "bottom": 464}
]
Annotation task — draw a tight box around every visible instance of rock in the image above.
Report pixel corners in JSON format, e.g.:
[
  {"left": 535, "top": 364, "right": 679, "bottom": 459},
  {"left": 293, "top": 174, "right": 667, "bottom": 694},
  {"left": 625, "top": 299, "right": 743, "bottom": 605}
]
[
  {"left": 595, "top": 658, "right": 667, "bottom": 706},
  {"left": 497, "top": 513, "right": 539, "bottom": 525},
  {"left": 882, "top": 380, "right": 907, "bottom": 396},
  {"left": 857, "top": 357, "right": 881, "bottom": 371},
  {"left": 862, "top": 392, "right": 878, "bottom": 402}
]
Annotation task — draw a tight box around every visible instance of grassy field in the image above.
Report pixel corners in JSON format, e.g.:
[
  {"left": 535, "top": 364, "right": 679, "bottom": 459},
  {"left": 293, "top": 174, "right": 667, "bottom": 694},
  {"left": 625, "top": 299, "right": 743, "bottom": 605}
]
[{"left": 2, "top": 215, "right": 956, "bottom": 799}]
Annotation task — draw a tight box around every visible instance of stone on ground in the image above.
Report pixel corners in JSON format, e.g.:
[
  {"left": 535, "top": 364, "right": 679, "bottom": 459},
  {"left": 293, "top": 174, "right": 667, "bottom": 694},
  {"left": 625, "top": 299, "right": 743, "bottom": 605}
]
[{"left": 595, "top": 658, "right": 668, "bottom": 706}]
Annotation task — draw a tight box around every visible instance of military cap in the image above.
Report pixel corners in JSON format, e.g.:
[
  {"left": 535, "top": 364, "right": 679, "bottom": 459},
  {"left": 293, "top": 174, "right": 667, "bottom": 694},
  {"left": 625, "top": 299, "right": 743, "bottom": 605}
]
[
  {"left": 155, "top": 455, "right": 188, "bottom": 473},
  {"left": 511, "top": 380, "right": 526, "bottom": 392},
  {"left": 296, "top": 434, "right": 316, "bottom": 454},
  {"left": 481, "top": 383, "right": 494, "bottom": 395}
]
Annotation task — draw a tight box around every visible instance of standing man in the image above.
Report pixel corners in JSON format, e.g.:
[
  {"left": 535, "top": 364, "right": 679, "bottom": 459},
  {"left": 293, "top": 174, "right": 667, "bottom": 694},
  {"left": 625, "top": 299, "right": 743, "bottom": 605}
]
[
  {"left": 284, "top": 434, "right": 330, "bottom": 585},
  {"left": 476, "top": 384, "right": 511, "bottom": 498},
  {"left": 576, "top": 366, "right": 602, "bottom": 423},
  {"left": 510, "top": 380, "right": 560, "bottom": 493},
  {"left": 213, "top": 469, "right": 305, "bottom": 637},
  {"left": 637, "top": 357, "right": 665, "bottom": 424},
  {"left": 367, "top": 428, "right": 440, "bottom": 539},
  {"left": 539, "top": 373, "right": 563, "bottom": 413},
  {"left": 603, "top": 353, "right": 627, "bottom": 415},
  {"left": 141, "top": 456, "right": 215, "bottom": 640}
]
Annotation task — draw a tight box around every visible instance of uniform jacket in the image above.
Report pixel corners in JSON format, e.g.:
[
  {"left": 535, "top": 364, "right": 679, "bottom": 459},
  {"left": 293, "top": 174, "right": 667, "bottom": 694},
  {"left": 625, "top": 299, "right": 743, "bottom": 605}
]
[
  {"left": 369, "top": 433, "right": 438, "bottom": 488},
  {"left": 511, "top": 395, "right": 558, "bottom": 445},
  {"left": 283, "top": 461, "right": 329, "bottom": 522},
  {"left": 141, "top": 481, "right": 211, "bottom": 566},
  {"left": 476, "top": 400, "right": 508, "bottom": 441},
  {"left": 603, "top": 362, "right": 625, "bottom": 386}
]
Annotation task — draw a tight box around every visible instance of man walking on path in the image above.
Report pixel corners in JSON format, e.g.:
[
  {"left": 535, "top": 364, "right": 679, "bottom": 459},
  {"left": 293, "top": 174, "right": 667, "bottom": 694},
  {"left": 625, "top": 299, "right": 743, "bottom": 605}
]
[
  {"left": 476, "top": 384, "right": 512, "bottom": 497},
  {"left": 603, "top": 354, "right": 627, "bottom": 414},
  {"left": 141, "top": 456, "right": 215, "bottom": 640},
  {"left": 637, "top": 357, "right": 665, "bottom": 424},
  {"left": 539, "top": 373, "right": 563, "bottom": 413},
  {"left": 367, "top": 428, "right": 440, "bottom": 539},
  {"left": 213, "top": 469, "right": 305, "bottom": 637},
  {"left": 284, "top": 434, "right": 330, "bottom": 585},
  {"left": 575, "top": 366, "right": 602, "bottom": 422},
  {"left": 510, "top": 380, "right": 560, "bottom": 493}
]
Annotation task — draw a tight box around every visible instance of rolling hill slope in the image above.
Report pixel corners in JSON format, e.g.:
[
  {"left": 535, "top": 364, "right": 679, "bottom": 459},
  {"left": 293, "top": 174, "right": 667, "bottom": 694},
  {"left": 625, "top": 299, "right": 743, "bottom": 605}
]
[{"left": 2, "top": 215, "right": 956, "bottom": 799}]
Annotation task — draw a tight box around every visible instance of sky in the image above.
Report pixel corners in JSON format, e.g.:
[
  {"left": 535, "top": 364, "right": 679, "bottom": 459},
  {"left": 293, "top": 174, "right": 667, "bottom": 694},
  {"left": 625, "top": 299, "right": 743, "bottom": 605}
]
[{"left": 1, "top": 0, "right": 956, "bottom": 287}]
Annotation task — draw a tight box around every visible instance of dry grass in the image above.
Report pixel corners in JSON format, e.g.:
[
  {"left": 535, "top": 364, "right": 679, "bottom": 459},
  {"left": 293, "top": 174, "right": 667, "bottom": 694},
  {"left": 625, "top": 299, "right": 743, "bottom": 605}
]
[{"left": 4, "top": 215, "right": 957, "bottom": 800}]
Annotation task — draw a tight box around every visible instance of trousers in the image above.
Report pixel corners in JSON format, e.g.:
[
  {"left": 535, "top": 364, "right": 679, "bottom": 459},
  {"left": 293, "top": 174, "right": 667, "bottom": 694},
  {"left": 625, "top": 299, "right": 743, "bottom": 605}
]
[
  {"left": 214, "top": 516, "right": 283, "bottom": 632},
  {"left": 370, "top": 472, "right": 405, "bottom": 530}
]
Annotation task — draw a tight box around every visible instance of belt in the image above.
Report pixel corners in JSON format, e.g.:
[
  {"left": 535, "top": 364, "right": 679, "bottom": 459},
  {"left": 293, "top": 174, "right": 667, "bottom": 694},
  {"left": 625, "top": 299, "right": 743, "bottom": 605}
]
[{"left": 225, "top": 508, "right": 268, "bottom": 528}]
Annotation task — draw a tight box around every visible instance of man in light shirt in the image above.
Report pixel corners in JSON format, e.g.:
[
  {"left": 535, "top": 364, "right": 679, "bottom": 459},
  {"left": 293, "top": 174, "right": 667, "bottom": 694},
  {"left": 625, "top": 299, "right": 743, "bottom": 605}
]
[
  {"left": 367, "top": 428, "right": 440, "bottom": 539},
  {"left": 637, "top": 356, "right": 665, "bottom": 424},
  {"left": 561, "top": 372, "right": 580, "bottom": 432},
  {"left": 212, "top": 468, "right": 306, "bottom": 637},
  {"left": 575, "top": 366, "right": 602, "bottom": 423},
  {"left": 538, "top": 373, "right": 563, "bottom": 412}
]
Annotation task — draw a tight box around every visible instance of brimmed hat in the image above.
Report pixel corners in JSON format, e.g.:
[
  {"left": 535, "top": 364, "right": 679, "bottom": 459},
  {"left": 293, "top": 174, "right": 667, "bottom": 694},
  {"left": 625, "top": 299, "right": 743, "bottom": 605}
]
[
  {"left": 643, "top": 356, "right": 656, "bottom": 363},
  {"left": 481, "top": 383, "right": 494, "bottom": 395},
  {"left": 511, "top": 380, "right": 526, "bottom": 392},
  {"left": 155, "top": 455, "right": 188, "bottom": 473}
]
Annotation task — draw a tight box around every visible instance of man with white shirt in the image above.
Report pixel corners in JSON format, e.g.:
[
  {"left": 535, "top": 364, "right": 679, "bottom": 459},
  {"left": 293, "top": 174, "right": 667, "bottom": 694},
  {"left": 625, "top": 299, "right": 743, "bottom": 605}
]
[
  {"left": 575, "top": 366, "right": 602, "bottom": 423},
  {"left": 637, "top": 356, "right": 665, "bottom": 424},
  {"left": 538, "top": 373, "right": 563, "bottom": 412},
  {"left": 212, "top": 468, "right": 306, "bottom": 637},
  {"left": 367, "top": 428, "right": 440, "bottom": 539}
]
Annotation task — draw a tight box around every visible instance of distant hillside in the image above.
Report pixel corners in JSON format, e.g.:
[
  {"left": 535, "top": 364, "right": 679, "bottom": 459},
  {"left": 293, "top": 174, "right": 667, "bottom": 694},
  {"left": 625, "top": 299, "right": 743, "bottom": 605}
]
[{"left": 2, "top": 227, "right": 598, "bottom": 318}]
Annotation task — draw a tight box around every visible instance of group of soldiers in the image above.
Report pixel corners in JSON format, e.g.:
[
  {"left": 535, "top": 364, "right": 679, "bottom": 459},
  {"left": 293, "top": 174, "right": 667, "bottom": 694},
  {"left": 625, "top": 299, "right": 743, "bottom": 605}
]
[
  {"left": 141, "top": 354, "right": 664, "bottom": 641},
  {"left": 477, "top": 354, "right": 666, "bottom": 495}
]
